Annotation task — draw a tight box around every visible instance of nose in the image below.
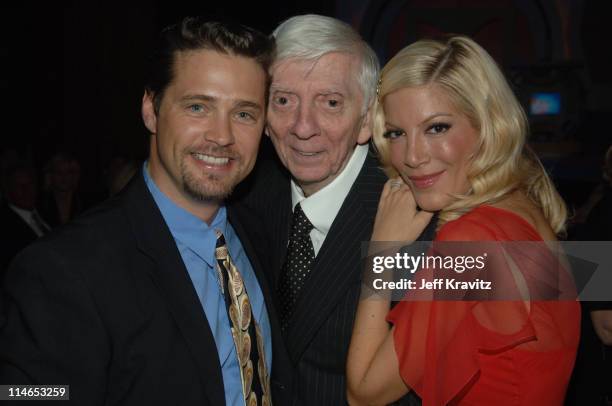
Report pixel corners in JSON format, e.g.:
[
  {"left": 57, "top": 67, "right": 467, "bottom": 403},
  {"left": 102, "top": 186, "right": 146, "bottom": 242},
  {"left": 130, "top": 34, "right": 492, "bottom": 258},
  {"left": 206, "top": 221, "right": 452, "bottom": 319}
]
[
  {"left": 404, "top": 132, "right": 430, "bottom": 168},
  {"left": 290, "top": 103, "right": 319, "bottom": 140},
  {"left": 205, "top": 114, "right": 234, "bottom": 146}
]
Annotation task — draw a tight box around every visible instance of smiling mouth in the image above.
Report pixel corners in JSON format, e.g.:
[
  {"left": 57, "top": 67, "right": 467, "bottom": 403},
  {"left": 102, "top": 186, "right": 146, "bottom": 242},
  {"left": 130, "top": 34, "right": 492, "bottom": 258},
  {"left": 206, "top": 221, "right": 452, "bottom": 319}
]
[
  {"left": 408, "top": 171, "right": 445, "bottom": 188},
  {"left": 192, "top": 153, "right": 231, "bottom": 165},
  {"left": 292, "top": 147, "right": 322, "bottom": 157}
]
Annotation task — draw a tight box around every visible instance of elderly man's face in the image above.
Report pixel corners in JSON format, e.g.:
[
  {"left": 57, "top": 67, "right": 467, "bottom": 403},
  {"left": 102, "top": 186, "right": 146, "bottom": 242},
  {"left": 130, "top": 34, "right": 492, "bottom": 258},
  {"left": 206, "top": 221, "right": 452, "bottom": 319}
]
[{"left": 267, "top": 52, "right": 371, "bottom": 196}]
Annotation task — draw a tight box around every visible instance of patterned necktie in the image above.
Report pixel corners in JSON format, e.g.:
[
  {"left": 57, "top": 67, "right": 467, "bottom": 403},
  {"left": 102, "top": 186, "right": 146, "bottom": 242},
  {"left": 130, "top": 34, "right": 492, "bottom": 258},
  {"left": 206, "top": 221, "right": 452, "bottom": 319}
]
[
  {"left": 215, "top": 232, "right": 272, "bottom": 406},
  {"left": 277, "top": 203, "right": 315, "bottom": 331}
]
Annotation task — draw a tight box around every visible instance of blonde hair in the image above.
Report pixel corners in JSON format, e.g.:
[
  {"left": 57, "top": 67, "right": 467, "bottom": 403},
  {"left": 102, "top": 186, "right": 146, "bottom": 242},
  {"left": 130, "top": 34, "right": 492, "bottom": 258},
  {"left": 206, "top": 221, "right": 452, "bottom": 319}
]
[{"left": 373, "top": 36, "right": 567, "bottom": 234}]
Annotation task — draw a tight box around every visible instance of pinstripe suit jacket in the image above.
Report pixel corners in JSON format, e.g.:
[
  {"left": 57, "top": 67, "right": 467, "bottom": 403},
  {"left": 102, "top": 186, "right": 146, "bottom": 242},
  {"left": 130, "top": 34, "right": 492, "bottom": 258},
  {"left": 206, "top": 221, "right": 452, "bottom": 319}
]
[{"left": 236, "top": 148, "right": 433, "bottom": 405}]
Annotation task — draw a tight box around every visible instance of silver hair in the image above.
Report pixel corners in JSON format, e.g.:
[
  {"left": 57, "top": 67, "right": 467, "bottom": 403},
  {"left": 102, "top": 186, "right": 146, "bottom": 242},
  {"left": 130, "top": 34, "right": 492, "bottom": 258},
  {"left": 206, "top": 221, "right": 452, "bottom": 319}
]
[{"left": 272, "top": 14, "right": 380, "bottom": 113}]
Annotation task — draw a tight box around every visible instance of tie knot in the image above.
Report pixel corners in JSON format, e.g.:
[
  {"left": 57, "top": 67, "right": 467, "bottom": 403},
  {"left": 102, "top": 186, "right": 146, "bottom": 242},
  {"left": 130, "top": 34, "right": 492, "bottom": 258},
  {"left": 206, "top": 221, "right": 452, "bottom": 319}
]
[
  {"left": 215, "top": 231, "right": 229, "bottom": 260},
  {"left": 290, "top": 203, "right": 314, "bottom": 238}
]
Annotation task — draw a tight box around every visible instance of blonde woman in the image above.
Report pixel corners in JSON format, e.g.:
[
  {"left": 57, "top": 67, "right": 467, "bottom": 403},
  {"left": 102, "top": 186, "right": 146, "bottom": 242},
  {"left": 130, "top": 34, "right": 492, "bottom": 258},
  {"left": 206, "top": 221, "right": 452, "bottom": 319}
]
[{"left": 347, "top": 36, "right": 579, "bottom": 405}]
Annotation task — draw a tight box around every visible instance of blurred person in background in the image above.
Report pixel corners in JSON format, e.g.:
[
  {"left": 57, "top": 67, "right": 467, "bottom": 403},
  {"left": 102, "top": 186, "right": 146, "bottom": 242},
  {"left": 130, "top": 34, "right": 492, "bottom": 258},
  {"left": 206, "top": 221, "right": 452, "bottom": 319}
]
[
  {"left": 575, "top": 145, "right": 612, "bottom": 240},
  {"left": 106, "top": 156, "right": 139, "bottom": 197},
  {"left": 0, "top": 163, "right": 49, "bottom": 277},
  {"left": 39, "top": 152, "right": 83, "bottom": 227},
  {"left": 0, "top": 147, "right": 20, "bottom": 205},
  {"left": 567, "top": 144, "right": 612, "bottom": 406}
]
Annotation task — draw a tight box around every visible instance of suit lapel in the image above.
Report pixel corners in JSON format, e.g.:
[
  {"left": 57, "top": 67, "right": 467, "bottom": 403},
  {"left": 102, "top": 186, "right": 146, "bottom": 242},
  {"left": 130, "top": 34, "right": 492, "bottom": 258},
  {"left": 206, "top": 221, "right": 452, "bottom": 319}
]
[
  {"left": 228, "top": 206, "right": 285, "bottom": 349},
  {"left": 284, "top": 153, "right": 386, "bottom": 361},
  {"left": 122, "top": 174, "right": 226, "bottom": 406},
  {"left": 227, "top": 206, "right": 292, "bottom": 371},
  {"left": 270, "top": 179, "right": 291, "bottom": 289}
]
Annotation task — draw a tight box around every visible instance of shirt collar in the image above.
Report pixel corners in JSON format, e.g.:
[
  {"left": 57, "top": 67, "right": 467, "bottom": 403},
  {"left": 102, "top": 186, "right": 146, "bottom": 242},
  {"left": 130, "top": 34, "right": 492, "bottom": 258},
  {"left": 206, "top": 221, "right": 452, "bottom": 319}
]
[
  {"left": 290, "top": 144, "right": 368, "bottom": 235},
  {"left": 8, "top": 203, "right": 34, "bottom": 218},
  {"left": 143, "top": 162, "right": 227, "bottom": 265}
]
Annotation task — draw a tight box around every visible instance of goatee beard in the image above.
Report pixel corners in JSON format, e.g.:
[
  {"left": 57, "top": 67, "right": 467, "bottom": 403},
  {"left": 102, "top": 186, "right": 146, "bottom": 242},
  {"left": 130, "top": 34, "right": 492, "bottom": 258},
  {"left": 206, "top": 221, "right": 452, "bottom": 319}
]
[
  {"left": 183, "top": 173, "right": 232, "bottom": 203},
  {"left": 180, "top": 156, "right": 236, "bottom": 202}
]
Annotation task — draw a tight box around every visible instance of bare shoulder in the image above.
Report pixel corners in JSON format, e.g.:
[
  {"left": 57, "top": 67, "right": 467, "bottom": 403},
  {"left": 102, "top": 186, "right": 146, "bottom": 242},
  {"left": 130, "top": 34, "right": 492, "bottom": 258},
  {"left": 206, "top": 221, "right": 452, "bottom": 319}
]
[{"left": 491, "top": 191, "right": 557, "bottom": 241}]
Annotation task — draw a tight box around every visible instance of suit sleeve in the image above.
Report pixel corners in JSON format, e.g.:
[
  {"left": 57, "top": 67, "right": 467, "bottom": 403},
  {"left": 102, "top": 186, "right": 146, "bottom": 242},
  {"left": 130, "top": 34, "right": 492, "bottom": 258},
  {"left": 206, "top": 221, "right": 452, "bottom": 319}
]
[{"left": 0, "top": 244, "right": 110, "bottom": 405}]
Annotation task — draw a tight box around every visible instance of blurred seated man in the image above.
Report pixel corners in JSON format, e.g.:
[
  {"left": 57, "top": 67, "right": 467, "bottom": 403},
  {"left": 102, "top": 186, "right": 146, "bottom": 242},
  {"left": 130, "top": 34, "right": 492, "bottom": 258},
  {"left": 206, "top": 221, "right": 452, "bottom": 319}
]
[
  {"left": 0, "top": 163, "right": 49, "bottom": 276},
  {"left": 39, "top": 152, "right": 83, "bottom": 227}
]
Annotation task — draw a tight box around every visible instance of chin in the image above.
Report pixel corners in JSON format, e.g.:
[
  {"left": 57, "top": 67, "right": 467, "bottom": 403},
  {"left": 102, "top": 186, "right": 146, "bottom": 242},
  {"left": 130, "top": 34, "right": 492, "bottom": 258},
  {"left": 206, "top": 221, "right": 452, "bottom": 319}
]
[
  {"left": 291, "top": 171, "right": 328, "bottom": 189},
  {"left": 413, "top": 193, "right": 452, "bottom": 212}
]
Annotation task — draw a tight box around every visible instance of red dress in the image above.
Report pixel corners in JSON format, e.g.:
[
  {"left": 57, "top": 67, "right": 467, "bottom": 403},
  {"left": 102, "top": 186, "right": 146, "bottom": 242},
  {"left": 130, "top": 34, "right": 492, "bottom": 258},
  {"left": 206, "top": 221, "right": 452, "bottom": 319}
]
[{"left": 387, "top": 206, "right": 580, "bottom": 405}]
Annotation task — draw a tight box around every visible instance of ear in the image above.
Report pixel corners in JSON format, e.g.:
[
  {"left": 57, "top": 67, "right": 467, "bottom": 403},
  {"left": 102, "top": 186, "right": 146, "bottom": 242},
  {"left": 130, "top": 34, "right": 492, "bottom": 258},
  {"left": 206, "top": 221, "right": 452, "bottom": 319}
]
[
  {"left": 357, "top": 102, "right": 374, "bottom": 144},
  {"left": 142, "top": 91, "right": 158, "bottom": 134}
]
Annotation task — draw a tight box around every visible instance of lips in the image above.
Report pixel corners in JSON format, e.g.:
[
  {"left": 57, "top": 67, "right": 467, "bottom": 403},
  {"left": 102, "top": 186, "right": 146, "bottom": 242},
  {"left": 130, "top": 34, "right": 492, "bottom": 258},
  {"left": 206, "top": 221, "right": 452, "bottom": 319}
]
[
  {"left": 192, "top": 153, "right": 230, "bottom": 165},
  {"left": 190, "top": 152, "right": 235, "bottom": 172},
  {"left": 408, "top": 170, "right": 445, "bottom": 189},
  {"left": 290, "top": 147, "right": 324, "bottom": 162}
]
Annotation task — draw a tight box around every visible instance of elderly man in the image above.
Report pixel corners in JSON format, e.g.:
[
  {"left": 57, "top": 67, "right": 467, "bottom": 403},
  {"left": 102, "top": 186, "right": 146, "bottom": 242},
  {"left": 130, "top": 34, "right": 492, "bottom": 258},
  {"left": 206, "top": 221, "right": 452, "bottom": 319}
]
[
  {"left": 0, "top": 18, "right": 291, "bottom": 405},
  {"left": 239, "top": 14, "right": 433, "bottom": 405}
]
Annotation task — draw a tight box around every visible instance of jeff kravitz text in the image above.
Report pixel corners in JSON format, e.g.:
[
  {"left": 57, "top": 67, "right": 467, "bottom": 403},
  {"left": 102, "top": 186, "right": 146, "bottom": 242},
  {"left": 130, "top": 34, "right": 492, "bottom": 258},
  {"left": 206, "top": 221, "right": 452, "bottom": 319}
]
[{"left": 372, "top": 278, "right": 492, "bottom": 290}]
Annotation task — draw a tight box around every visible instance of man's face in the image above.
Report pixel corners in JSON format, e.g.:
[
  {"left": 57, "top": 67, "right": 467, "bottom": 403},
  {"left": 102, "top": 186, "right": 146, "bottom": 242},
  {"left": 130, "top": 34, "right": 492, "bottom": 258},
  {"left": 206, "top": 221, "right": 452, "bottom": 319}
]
[
  {"left": 267, "top": 52, "right": 371, "bottom": 196},
  {"left": 6, "top": 170, "right": 37, "bottom": 210},
  {"left": 51, "top": 159, "right": 80, "bottom": 192},
  {"left": 143, "top": 49, "right": 266, "bottom": 210}
]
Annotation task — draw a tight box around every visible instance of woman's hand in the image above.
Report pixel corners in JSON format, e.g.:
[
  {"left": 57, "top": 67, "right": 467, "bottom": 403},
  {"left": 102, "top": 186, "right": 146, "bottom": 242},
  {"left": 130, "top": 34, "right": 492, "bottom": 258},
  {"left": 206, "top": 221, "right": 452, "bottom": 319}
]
[{"left": 371, "top": 177, "right": 434, "bottom": 242}]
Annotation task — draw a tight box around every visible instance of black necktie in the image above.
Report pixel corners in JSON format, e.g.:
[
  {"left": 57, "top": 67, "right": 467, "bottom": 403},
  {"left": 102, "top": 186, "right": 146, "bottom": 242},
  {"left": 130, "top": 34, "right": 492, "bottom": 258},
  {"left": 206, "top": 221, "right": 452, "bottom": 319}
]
[
  {"left": 278, "top": 203, "right": 315, "bottom": 331},
  {"left": 215, "top": 232, "right": 272, "bottom": 406}
]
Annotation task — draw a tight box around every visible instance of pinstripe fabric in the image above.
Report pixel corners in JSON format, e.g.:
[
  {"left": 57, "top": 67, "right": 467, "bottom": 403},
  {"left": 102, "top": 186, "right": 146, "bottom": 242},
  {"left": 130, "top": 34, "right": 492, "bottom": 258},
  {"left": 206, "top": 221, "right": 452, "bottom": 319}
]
[
  {"left": 237, "top": 148, "right": 433, "bottom": 405},
  {"left": 286, "top": 152, "right": 400, "bottom": 405}
]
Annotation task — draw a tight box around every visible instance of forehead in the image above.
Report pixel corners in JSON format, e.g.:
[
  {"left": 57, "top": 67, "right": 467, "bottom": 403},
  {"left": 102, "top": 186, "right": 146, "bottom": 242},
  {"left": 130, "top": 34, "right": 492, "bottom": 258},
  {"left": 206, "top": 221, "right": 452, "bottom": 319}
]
[
  {"left": 384, "top": 85, "right": 458, "bottom": 119},
  {"left": 270, "top": 52, "right": 361, "bottom": 97},
  {"left": 168, "top": 49, "right": 266, "bottom": 102}
]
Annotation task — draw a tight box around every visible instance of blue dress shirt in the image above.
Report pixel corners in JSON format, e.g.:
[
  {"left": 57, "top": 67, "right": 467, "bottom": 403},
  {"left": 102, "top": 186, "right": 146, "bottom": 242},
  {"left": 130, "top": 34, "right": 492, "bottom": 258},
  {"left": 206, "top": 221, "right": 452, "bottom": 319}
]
[{"left": 143, "top": 165, "right": 272, "bottom": 406}]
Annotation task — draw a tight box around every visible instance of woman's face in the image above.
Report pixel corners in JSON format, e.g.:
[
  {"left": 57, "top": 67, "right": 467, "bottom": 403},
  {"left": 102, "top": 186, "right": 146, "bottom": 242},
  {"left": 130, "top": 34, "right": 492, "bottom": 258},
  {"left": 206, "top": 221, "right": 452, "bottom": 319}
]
[{"left": 383, "top": 84, "right": 479, "bottom": 211}]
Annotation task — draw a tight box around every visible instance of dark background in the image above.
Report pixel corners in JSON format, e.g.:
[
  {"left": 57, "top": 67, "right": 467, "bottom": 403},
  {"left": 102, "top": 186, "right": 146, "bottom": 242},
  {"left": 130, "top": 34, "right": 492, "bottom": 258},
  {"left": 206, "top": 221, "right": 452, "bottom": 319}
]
[
  {"left": 1, "top": 0, "right": 611, "bottom": 209},
  {"left": 0, "top": 1, "right": 610, "bottom": 403}
]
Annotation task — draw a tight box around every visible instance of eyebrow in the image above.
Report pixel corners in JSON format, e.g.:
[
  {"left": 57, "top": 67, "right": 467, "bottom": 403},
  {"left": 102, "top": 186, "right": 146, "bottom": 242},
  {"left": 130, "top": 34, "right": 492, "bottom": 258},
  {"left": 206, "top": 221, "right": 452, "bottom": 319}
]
[
  {"left": 269, "top": 85, "right": 291, "bottom": 93},
  {"left": 419, "top": 113, "right": 453, "bottom": 125},
  {"left": 235, "top": 100, "right": 263, "bottom": 112},
  {"left": 269, "top": 85, "right": 345, "bottom": 96},
  {"left": 181, "top": 94, "right": 216, "bottom": 103},
  {"left": 385, "top": 113, "right": 453, "bottom": 129},
  {"left": 319, "top": 90, "right": 345, "bottom": 97}
]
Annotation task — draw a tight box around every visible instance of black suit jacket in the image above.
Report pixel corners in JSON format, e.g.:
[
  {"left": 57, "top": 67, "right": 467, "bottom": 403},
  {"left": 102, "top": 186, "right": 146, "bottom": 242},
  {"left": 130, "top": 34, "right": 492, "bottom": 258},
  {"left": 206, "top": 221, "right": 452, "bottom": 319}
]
[
  {"left": 238, "top": 150, "right": 436, "bottom": 405},
  {"left": 0, "top": 204, "right": 40, "bottom": 278},
  {"left": 0, "top": 172, "right": 292, "bottom": 405}
]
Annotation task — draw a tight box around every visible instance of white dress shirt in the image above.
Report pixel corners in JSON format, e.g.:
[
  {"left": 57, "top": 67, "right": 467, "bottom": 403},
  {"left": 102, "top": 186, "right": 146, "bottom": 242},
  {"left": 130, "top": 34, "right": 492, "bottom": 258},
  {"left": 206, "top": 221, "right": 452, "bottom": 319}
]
[
  {"left": 9, "top": 204, "right": 50, "bottom": 237},
  {"left": 290, "top": 144, "right": 369, "bottom": 256}
]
